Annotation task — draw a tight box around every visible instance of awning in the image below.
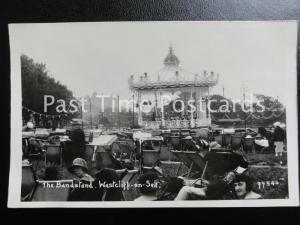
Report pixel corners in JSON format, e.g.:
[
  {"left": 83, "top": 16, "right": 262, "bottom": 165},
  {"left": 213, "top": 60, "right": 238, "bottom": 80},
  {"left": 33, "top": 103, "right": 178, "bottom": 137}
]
[
  {"left": 133, "top": 131, "right": 152, "bottom": 141},
  {"left": 22, "top": 131, "right": 35, "bottom": 138},
  {"left": 35, "top": 128, "right": 50, "bottom": 137}
]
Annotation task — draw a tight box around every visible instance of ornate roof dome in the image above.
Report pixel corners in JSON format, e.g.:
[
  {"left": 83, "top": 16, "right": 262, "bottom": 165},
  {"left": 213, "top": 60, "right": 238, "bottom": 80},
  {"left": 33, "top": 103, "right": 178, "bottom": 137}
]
[
  {"left": 164, "top": 45, "right": 180, "bottom": 66},
  {"left": 128, "top": 45, "right": 219, "bottom": 90}
]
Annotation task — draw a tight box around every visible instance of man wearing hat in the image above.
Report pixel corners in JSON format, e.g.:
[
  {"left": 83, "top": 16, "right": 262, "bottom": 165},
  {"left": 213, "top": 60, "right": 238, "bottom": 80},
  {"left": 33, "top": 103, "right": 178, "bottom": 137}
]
[
  {"left": 69, "top": 158, "right": 94, "bottom": 182},
  {"left": 273, "top": 122, "right": 286, "bottom": 157}
]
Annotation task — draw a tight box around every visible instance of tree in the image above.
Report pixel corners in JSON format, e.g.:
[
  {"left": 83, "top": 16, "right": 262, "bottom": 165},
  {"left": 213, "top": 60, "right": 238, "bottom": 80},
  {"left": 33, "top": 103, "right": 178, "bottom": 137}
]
[
  {"left": 21, "top": 55, "right": 76, "bottom": 127},
  {"left": 251, "top": 94, "right": 286, "bottom": 126}
]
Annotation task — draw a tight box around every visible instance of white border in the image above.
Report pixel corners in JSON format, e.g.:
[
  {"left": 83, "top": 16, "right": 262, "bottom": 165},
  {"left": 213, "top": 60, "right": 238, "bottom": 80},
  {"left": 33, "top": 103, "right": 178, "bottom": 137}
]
[{"left": 8, "top": 21, "right": 299, "bottom": 208}]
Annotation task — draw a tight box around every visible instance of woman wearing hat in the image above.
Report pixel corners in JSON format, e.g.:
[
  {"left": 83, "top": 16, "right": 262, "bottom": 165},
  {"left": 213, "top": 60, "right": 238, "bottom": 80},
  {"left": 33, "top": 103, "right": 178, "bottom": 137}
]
[
  {"left": 67, "top": 158, "right": 97, "bottom": 201},
  {"left": 68, "top": 158, "right": 94, "bottom": 182}
]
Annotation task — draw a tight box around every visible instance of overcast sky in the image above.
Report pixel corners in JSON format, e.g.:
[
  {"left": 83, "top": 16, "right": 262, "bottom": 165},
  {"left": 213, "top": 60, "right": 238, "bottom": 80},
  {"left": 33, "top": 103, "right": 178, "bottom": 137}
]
[{"left": 10, "top": 21, "right": 297, "bottom": 105}]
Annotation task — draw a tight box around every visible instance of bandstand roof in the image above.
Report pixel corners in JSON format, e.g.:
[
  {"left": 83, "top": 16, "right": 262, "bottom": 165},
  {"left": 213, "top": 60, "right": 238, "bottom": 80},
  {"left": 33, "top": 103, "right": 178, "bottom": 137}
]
[{"left": 129, "top": 46, "right": 219, "bottom": 91}]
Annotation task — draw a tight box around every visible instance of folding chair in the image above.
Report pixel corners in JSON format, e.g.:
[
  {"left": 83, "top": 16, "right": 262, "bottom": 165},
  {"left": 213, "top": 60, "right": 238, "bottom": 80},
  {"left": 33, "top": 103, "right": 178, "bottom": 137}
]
[
  {"left": 231, "top": 135, "right": 243, "bottom": 150},
  {"left": 204, "top": 150, "right": 248, "bottom": 179},
  {"left": 21, "top": 165, "right": 37, "bottom": 201},
  {"left": 141, "top": 150, "right": 161, "bottom": 169},
  {"left": 22, "top": 138, "right": 30, "bottom": 159},
  {"left": 214, "top": 134, "right": 223, "bottom": 146},
  {"left": 162, "top": 132, "right": 171, "bottom": 146},
  {"left": 180, "top": 129, "right": 190, "bottom": 138},
  {"left": 223, "top": 134, "right": 232, "bottom": 147},
  {"left": 171, "top": 129, "right": 180, "bottom": 137},
  {"left": 152, "top": 139, "right": 162, "bottom": 151},
  {"left": 171, "top": 151, "right": 206, "bottom": 178},
  {"left": 170, "top": 136, "right": 181, "bottom": 150},
  {"left": 243, "top": 137, "right": 255, "bottom": 153},
  {"left": 32, "top": 180, "right": 73, "bottom": 201},
  {"left": 115, "top": 141, "right": 134, "bottom": 161},
  {"left": 190, "top": 129, "right": 197, "bottom": 139},
  {"left": 45, "top": 145, "right": 62, "bottom": 168}
]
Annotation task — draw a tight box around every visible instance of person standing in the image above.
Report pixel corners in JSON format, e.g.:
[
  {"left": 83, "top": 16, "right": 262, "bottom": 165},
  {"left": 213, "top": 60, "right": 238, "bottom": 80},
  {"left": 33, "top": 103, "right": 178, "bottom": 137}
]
[{"left": 273, "top": 122, "right": 286, "bottom": 157}]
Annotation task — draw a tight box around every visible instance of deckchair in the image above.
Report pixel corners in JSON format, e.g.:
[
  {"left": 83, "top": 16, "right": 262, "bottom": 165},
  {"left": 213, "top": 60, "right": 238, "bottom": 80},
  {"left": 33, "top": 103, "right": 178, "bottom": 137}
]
[
  {"left": 171, "top": 150, "right": 206, "bottom": 178},
  {"left": 170, "top": 136, "right": 181, "bottom": 150},
  {"left": 223, "top": 134, "right": 232, "bottom": 147},
  {"left": 21, "top": 165, "right": 37, "bottom": 201},
  {"left": 231, "top": 135, "right": 243, "bottom": 150},
  {"left": 214, "top": 134, "right": 223, "bottom": 146},
  {"left": 243, "top": 137, "right": 255, "bottom": 153}
]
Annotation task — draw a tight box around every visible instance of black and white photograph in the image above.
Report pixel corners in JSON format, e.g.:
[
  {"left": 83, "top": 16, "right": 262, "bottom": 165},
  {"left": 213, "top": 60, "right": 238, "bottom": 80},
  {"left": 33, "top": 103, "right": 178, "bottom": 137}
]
[{"left": 8, "top": 21, "right": 299, "bottom": 207}]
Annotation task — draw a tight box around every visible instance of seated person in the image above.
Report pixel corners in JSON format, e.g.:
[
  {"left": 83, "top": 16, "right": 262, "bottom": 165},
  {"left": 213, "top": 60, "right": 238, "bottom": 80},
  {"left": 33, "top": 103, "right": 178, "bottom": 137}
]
[
  {"left": 67, "top": 158, "right": 96, "bottom": 201},
  {"left": 254, "top": 136, "right": 269, "bottom": 152},
  {"left": 232, "top": 174, "right": 262, "bottom": 199},
  {"left": 68, "top": 158, "right": 94, "bottom": 182},
  {"left": 94, "top": 168, "right": 124, "bottom": 201},
  {"left": 254, "top": 128, "right": 270, "bottom": 152},
  {"left": 174, "top": 167, "right": 247, "bottom": 201},
  {"left": 182, "top": 136, "right": 199, "bottom": 151},
  {"left": 198, "top": 138, "right": 209, "bottom": 149},
  {"left": 134, "top": 172, "right": 160, "bottom": 201},
  {"left": 174, "top": 183, "right": 207, "bottom": 200}
]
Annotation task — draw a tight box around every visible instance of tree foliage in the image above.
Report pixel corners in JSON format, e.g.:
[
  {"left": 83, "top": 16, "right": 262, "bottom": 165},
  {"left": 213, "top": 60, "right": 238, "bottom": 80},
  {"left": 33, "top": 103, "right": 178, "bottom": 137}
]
[{"left": 21, "top": 55, "right": 75, "bottom": 125}]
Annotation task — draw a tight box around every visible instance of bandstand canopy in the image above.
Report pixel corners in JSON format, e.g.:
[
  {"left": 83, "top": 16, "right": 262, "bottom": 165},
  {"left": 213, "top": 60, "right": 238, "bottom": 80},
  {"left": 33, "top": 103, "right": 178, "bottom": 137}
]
[{"left": 128, "top": 46, "right": 219, "bottom": 91}]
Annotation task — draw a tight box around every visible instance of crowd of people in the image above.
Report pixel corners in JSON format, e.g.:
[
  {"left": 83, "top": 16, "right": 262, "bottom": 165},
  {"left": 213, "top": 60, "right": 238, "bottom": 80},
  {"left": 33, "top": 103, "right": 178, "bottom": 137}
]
[
  {"left": 61, "top": 157, "right": 261, "bottom": 201},
  {"left": 22, "top": 119, "right": 286, "bottom": 201}
]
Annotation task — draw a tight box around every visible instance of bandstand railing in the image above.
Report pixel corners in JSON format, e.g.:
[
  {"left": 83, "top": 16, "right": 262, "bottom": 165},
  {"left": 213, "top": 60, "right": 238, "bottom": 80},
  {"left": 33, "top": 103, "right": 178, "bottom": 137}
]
[{"left": 141, "top": 118, "right": 211, "bottom": 129}]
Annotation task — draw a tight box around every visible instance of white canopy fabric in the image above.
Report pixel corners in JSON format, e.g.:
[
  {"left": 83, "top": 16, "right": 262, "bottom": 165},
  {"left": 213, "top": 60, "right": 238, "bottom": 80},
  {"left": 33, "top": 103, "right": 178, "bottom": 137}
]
[
  {"left": 22, "top": 131, "right": 35, "bottom": 138},
  {"left": 133, "top": 131, "right": 152, "bottom": 141},
  {"left": 88, "top": 135, "right": 118, "bottom": 146},
  {"left": 223, "top": 128, "right": 235, "bottom": 134},
  {"left": 35, "top": 128, "right": 50, "bottom": 137},
  {"left": 53, "top": 128, "right": 66, "bottom": 134}
]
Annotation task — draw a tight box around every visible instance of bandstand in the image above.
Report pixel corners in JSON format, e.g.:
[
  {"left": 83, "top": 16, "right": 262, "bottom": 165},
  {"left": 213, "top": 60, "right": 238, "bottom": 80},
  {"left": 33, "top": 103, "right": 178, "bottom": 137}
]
[{"left": 128, "top": 46, "right": 219, "bottom": 129}]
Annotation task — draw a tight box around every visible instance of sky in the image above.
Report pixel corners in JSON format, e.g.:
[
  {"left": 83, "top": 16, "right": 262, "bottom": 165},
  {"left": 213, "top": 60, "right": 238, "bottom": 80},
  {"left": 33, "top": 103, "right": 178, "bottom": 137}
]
[{"left": 10, "top": 21, "right": 297, "bottom": 106}]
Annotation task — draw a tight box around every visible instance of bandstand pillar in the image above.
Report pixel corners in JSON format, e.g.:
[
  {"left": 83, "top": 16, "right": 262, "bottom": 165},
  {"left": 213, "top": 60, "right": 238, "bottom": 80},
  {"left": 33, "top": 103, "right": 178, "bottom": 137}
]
[
  {"left": 160, "top": 91, "right": 165, "bottom": 127},
  {"left": 190, "top": 87, "right": 195, "bottom": 128},
  {"left": 137, "top": 91, "right": 143, "bottom": 126}
]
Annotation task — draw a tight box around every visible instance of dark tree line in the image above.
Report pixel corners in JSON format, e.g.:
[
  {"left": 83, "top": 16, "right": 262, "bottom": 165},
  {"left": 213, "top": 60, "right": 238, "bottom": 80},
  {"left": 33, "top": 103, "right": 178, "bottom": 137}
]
[
  {"left": 21, "top": 55, "right": 76, "bottom": 126},
  {"left": 209, "top": 94, "right": 286, "bottom": 127}
]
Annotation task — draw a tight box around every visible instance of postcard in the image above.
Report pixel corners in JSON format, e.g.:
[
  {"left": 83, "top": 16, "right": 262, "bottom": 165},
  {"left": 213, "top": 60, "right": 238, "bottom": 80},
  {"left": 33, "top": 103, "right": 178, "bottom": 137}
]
[{"left": 8, "top": 21, "right": 299, "bottom": 207}]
